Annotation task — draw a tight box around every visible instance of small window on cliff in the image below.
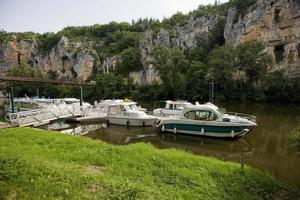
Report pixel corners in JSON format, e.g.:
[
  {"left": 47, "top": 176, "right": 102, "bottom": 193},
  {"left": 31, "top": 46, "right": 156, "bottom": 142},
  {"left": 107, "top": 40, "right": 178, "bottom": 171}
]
[
  {"left": 17, "top": 52, "right": 21, "bottom": 65},
  {"left": 274, "top": 44, "right": 285, "bottom": 63},
  {"left": 297, "top": 44, "right": 300, "bottom": 58},
  {"left": 274, "top": 8, "right": 280, "bottom": 23}
]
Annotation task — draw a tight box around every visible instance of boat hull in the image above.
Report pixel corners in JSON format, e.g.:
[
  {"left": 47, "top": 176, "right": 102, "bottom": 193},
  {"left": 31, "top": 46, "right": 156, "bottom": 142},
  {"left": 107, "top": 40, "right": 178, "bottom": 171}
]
[
  {"left": 159, "top": 121, "right": 255, "bottom": 138},
  {"left": 106, "top": 116, "right": 156, "bottom": 127}
]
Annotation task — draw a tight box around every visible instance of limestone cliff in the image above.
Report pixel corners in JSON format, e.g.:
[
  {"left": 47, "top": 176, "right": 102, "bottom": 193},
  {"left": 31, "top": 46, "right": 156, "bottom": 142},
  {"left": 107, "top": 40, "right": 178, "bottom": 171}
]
[
  {"left": 0, "top": 36, "right": 101, "bottom": 81},
  {"left": 0, "top": 0, "right": 299, "bottom": 83},
  {"left": 224, "top": 0, "right": 300, "bottom": 78},
  {"left": 135, "top": 14, "right": 221, "bottom": 84}
]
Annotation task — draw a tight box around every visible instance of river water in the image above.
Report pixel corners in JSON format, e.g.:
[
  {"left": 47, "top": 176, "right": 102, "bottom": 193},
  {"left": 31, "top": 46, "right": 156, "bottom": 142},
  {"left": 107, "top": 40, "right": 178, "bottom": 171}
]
[{"left": 42, "top": 103, "right": 300, "bottom": 187}]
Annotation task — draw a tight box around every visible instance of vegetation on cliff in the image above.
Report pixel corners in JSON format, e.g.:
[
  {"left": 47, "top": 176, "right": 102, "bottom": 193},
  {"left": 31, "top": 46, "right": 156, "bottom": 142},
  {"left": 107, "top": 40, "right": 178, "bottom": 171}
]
[{"left": 0, "top": 128, "right": 299, "bottom": 199}]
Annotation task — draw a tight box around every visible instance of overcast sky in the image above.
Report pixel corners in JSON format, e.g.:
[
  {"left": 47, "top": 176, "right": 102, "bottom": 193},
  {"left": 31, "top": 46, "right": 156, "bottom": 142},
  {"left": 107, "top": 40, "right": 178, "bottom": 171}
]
[{"left": 0, "top": 0, "right": 228, "bottom": 33}]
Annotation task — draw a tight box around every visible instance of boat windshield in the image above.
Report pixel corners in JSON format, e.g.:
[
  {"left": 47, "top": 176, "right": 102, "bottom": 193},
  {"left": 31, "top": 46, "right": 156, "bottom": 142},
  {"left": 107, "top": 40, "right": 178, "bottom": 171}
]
[
  {"left": 216, "top": 108, "right": 226, "bottom": 115},
  {"left": 129, "top": 104, "right": 139, "bottom": 111}
]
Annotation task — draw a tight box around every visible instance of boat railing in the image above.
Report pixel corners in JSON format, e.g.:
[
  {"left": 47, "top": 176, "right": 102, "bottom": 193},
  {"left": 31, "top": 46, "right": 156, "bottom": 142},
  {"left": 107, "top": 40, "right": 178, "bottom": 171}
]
[
  {"left": 226, "top": 112, "right": 256, "bottom": 122},
  {"left": 5, "top": 105, "right": 85, "bottom": 127}
]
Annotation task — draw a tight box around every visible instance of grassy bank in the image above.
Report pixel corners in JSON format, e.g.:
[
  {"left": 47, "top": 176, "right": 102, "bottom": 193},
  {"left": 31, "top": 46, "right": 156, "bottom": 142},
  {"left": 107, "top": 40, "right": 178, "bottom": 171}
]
[{"left": 0, "top": 128, "right": 299, "bottom": 199}]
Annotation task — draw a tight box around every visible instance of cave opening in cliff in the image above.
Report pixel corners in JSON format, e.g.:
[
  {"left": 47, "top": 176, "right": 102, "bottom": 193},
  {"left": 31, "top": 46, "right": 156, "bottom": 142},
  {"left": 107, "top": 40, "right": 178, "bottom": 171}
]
[
  {"left": 274, "top": 8, "right": 281, "bottom": 23},
  {"left": 274, "top": 44, "right": 285, "bottom": 63},
  {"left": 17, "top": 52, "right": 21, "bottom": 65},
  {"left": 61, "top": 56, "right": 70, "bottom": 73}
]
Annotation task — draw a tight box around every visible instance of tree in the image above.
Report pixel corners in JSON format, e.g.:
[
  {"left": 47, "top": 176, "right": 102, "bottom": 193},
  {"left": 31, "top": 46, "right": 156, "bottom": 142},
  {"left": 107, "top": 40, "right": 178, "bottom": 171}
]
[
  {"left": 236, "top": 41, "right": 270, "bottom": 83},
  {"left": 116, "top": 47, "right": 142, "bottom": 75},
  {"left": 151, "top": 47, "right": 188, "bottom": 99},
  {"left": 185, "top": 61, "right": 209, "bottom": 102},
  {"left": 93, "top": 73, "right": 132, "bottom": 100},
  {"left": 6, "top": 63, "right": 44, "bottom": 97},
  {"left": 235, "top": 41, "right": 271, "bottom": 100},
  {"left": 207, "top": 44, "right": 238, "bottom": 101},
  {"left": 208, "top": 44, "right": 237, "bottom": 84}
]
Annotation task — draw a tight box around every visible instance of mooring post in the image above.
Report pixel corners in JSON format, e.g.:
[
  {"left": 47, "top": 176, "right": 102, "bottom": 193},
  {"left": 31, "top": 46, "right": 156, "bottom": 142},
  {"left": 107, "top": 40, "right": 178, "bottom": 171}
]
[
  {"left": 240, "top": 147, "right": 244, "bottom": 170},
  {"left": 10, "top": 86, "right": 15, "bottom": 113},
  {"left": 80, "top": 86, "right": 83, "bottom": 106},
  {"left": 209, "top": 82, "right": 214, "bottom": 103},
  {"left": 36, "top": 88, "right": 39, "bottom": 98}
]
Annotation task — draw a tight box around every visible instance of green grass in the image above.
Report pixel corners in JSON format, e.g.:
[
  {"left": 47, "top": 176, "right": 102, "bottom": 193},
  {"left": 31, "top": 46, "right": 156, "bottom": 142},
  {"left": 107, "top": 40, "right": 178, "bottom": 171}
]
[{"left": 0, "top": 128, "right": 299, "bottom": 199}]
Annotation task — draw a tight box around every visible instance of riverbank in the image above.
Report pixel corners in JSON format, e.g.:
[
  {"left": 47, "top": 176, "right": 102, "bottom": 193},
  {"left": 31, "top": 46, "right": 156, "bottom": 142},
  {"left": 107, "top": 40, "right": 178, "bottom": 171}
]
[{"left": 0, "top": 128, "right": 299, "bottom": 199}]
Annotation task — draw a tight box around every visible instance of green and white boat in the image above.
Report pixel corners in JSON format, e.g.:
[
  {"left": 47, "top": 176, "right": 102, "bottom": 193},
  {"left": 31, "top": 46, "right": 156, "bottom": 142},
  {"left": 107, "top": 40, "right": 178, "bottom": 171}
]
[{"left": 157, "top": 103, "right": 257, "bottom": 138}]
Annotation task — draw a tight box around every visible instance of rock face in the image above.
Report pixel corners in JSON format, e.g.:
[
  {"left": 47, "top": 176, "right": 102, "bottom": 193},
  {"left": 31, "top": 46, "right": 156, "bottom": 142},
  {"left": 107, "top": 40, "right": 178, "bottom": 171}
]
[
  {"left": 0, "top": 38, "right": 37, "bottom": 73},
  {"left": 135, "top": 15, "right": 221, "bottom": 84},
  {"left": 0, "top": 36, "right": 101, "bottom": 81},
  {"left": 224, "top": 0, "right": 300, "bottom": 78}
]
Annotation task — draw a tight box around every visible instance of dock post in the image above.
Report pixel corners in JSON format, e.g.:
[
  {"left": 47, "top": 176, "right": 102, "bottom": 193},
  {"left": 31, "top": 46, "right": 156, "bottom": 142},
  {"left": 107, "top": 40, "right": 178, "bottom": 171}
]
[
  {"left": 80, "top": 86, "right": 83, "bottom": 106},
  {"left": 10, "top": 86, "right": 15, "bottom": 113},
  {"left": 240, "top": 147, "right": 244, "bottom": 170},
  {"left": 36, "top": 88, "right": 39, "bottom": 98}
]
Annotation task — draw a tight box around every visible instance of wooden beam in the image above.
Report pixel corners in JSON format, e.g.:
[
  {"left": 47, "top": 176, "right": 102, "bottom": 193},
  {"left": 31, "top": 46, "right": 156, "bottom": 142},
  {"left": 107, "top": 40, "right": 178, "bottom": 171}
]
[{"left": 0, "top": 75, "right": 95, "bottom": 86}]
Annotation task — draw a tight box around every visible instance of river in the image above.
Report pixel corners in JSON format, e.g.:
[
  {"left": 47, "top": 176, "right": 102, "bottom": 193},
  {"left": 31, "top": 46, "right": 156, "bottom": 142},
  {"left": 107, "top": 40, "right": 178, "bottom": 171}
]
[{"left": 41, "top": 103, "right": 300, "bottom": 187}]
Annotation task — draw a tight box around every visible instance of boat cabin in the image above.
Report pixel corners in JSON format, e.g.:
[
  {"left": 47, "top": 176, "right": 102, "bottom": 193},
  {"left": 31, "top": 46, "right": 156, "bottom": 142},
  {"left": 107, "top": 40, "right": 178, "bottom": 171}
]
[{"left": 165, "top": 100, "right": 192, "bottom": 110}]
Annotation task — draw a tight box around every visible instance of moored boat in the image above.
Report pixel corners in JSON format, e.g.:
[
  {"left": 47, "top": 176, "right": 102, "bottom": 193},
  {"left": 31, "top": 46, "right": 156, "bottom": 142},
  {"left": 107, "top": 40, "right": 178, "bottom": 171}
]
[
  {"left": 153, "top": 100, "right": 192, "bottom": 117},
  {"left": 157, "top": 103, "right": 257, "bottom": 138},
  {"left": 106, "top": 100, "right": 157, "bottom": 127}
]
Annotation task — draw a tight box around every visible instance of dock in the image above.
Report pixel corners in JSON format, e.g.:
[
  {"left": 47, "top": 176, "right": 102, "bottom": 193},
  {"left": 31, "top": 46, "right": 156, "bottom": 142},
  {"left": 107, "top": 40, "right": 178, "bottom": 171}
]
[{"left": 5, "top": 105, "right": 86, "bottom": 127}]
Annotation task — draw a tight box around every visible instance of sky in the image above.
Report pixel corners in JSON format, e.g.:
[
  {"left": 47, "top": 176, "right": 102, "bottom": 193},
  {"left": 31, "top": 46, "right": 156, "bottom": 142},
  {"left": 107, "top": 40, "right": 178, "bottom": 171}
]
[{"left": 0, "top": 0, "right": 228, "bottom": 33}]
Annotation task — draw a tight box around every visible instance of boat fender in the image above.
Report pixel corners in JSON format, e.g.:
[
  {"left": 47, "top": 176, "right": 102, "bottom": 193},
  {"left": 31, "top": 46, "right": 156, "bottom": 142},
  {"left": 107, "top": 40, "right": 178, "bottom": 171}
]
[
  {"left": 231, "top": 130, "right": 234, "bottom": 138},
  {"left": 174, "top": 127, "right": 177, "bottom": 134},
  {"left": 126, "top": 120, "right": 130, "bottom": 127},
  {"left": 161, "top": 125, "right": 165, "bottom": 132},
  {"left": 201, "top": 128, "right": 204, "bottom": 135}
]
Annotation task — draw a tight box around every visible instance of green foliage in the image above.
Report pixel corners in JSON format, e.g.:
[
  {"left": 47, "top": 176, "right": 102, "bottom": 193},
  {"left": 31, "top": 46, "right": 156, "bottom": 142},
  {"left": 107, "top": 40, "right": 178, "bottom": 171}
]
[
  {"left": 152, "top": 47, "right": 188, "bottom": 99},
  {"left": 0, "top": 128, "right": 299, "bottom": 199},
  {"left": 185, "top": 61, "right": 209, "bottom": 102},
  {"left": 236, "top": 41, "right": 270, "bottom": 82},
  {"left": 0, "top": 30, "right": 10, "bottom": 43},
  {"left": 6, "top": 63, "right": 43, "bottom": 97},
  {"left": 116, "top": 47, "right": 142, "bottom": 75},
  {"left": 161, "top": 12, "right": 189, "bottom": 29},
  {"left": 131, "top": 82, "right": 164, "bottom": 101},
  {"left": 37, "top": 32, "right": 61, "bottom": 54},
  {"left": 8, "top": 63, "right": 42, "bottom": 78},
  {"left": 104, "top": 30, "right": 139, "bottom": 55},
  {"left": 208, "top": 44, "right": 237, "bottom": 83},
  {"left": 192, "top": 4, "right": 227, "bottom": 18},
  {"left": 92, "top": 73, "right": 132, "bottom": 100}
]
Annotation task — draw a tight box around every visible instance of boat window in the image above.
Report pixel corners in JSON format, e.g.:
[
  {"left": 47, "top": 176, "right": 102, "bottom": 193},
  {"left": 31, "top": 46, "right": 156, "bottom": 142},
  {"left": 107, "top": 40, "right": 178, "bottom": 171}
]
[
  {"left": 121, "top": 105, "right": 126, "bottom": 112},
  {"left": 168, "top": 104, "right": 174, "bottom": 109},
  {"left": 129, "top": 104, "right": 139, "bottom": 111},
  {"left": 216, "top": 108, "right": 226, "bottom": 115},
  {"left": 175, "top": 104, "right": 185, "bottom": 109},
  {"left": 184, "top": 111, "right": 196, "bottom": 119},
  {"left": 108, "top": 105, "right": 121, "bottom": 114},
  {"left": 184, "top": 110, "right": 218, "bottom": 121}
]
